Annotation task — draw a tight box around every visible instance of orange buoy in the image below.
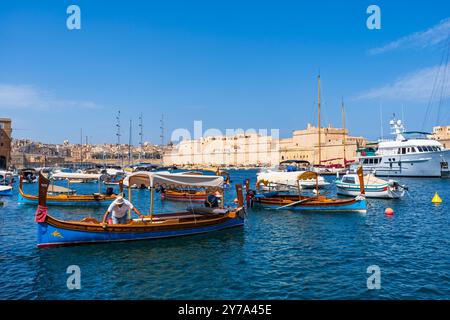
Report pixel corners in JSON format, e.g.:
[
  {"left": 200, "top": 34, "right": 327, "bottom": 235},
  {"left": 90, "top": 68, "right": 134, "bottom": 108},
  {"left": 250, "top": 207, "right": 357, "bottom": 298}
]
[{"left": 385, "top": 208, "right": 394, "bottom": 216}]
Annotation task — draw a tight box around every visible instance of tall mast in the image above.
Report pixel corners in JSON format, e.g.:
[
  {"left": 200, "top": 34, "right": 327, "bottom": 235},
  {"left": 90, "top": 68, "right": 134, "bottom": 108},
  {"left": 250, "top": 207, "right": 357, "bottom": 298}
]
[
  {"left": 341, "top": 98, "right": 346, "bottom": 165},
  {"left": 128, "top": 119, "right": 132, "bottom": 165},
  {"left": 317, "top": 74, "right": 321, "bottom": 165},
  {"left": 116, "top": 110, "right": 122, "bottom": 166},
  {"left": 80, "top": 128, "right": 83, "bottom": 165},
  {"left": 379, "top": 101, "right": 383, "bottom": 139},
  {"left": 160, "top": 114, "right": 165, "bottom": 146},
  {"left": 139, "top": 113, "right": 143, "bottom": 160}
]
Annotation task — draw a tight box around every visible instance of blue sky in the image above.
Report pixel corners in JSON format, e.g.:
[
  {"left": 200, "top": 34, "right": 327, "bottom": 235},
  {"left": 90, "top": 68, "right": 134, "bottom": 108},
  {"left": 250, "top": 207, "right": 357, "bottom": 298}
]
[{"left": 0, "top": 0, "right": 449, "bottom": 144}]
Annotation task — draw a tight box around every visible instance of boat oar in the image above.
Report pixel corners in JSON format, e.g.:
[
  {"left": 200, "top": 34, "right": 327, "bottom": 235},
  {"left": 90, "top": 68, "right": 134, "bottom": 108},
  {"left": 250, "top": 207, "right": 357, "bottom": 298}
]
[
  {"left": 275, "top": 196, "right": 319, "bottom": 210},
  {"left": 274, "top": 191, "right": 330, "bottom": 210}
]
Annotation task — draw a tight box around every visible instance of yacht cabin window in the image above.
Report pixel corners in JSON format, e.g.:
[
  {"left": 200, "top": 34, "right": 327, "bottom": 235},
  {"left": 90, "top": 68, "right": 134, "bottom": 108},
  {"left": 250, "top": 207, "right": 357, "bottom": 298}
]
[{"left": 342, "top": 177, "right": 356, "bottom": 184}]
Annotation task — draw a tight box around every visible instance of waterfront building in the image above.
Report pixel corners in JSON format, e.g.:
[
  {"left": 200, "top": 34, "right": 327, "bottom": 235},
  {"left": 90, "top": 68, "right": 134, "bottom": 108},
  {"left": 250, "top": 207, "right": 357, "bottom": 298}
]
[
  {"left": 163, "top": 133, "right": 279, "bottom": 167},
  {"left": 0, "top": 118, "right": 12, "bottom": 169},
  {"left": 163, "top": 124, "right": 366, "bottom": 167},
  {"left": 279, "top": 123, "right": 366, "bottom": 165},
  {"left": 431, "top": 126, "right": 450, "bottom": 149}
]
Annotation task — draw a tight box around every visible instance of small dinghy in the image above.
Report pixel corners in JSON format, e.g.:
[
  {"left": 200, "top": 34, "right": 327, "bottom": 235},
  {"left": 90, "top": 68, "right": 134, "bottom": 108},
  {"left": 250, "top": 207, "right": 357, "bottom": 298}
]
[
  {"left": 335, "top": 173, "right": 407, "bottom": 199},
  {"left": 0, "top": 185, "right": 13, "bottom": 196}
]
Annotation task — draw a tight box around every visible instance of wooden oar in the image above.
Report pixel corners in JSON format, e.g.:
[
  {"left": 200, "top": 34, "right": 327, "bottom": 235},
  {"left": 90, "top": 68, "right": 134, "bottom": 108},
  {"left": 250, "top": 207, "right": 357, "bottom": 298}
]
[
  {"left": 274, "top": 191, "right": 330, "bottom": 210},
  {"left": 275, "top": 196, "right": 319, "bottom": 210}
]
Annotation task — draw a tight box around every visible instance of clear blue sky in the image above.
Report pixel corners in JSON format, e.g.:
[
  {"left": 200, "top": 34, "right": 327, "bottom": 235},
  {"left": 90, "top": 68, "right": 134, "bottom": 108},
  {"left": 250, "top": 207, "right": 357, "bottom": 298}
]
[{"left": 1, "top": 0, "right": 449, "bottom": 144}]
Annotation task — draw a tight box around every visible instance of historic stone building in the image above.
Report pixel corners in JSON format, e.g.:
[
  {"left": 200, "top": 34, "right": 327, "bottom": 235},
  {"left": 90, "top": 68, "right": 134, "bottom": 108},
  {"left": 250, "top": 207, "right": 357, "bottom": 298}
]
[
  {"left": 0, "top": 118, "right": 12, "bottom": 169},
  {"left": 163, "top": 133, "right": 279, "bottom": 167},
  {"left": 279, "top": 123, "right": 366, "bottom": 165},
  {"left": 431, "top": 125, "right": 450, "bottom": 149},
  {"left": 163, "top": 124, "right": 367, "bottom": 167}
]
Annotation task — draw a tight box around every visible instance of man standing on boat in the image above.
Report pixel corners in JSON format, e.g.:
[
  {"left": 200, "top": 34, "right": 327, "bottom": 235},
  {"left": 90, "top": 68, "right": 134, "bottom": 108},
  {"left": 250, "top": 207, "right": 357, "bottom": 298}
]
[{"left": 103, "top": 195, "right": 144, "bottom": 225}]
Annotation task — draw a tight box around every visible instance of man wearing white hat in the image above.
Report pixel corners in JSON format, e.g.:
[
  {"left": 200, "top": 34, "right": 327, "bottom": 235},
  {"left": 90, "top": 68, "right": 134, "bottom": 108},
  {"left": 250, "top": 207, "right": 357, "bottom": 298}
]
[{"left": 103, "top": 195, "right": 144, "bottom": 225}]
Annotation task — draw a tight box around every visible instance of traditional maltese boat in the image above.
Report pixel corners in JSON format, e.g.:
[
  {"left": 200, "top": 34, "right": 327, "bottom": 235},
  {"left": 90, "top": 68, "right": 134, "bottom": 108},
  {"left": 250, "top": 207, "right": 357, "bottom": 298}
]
[
  {"left": 18, "top": 174, "right": 120, "bottom": 206},
  {"left": 250, "top": 168, "right": 367, "bottom": 213},
  {"left": 335, "top": 173, "right": 407, "bottom": 199},
  {"left": 161, "top": 189, "right": 207, "bottom": 202},
  {"left": 36, "top": 171, "right": 245, "bottom": 248}
]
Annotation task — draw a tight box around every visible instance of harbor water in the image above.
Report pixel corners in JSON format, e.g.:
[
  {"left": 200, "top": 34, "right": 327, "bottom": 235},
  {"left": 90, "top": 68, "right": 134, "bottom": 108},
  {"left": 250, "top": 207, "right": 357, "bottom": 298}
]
[{"left": 0, "top": 170, "right": 449, "bottom": 299}]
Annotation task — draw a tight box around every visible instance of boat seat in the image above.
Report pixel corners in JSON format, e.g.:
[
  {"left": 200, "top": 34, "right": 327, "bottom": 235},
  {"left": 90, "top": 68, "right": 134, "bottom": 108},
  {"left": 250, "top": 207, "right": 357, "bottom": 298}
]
[
  {"left": 80, "top": 217, "right": 101, "bottom": 224},
  {"left": 186, "top": 205, "right": 229, "bottom": 215}
]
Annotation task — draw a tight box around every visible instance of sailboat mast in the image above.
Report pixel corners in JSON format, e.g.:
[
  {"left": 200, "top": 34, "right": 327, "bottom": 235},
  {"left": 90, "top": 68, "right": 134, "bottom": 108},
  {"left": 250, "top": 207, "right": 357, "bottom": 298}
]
[
  {"left": 341, "top": 98, "right": 346, "bottom": 165},
  {"left": 116, "top": 110, "right": 122, "bottom": 167},
  {"left": 128, "top": 119, "right": 132, "bottom": 165},
  {"left": 317, "top": 75, "right": 321, "bottom": 165},
  {"left": 139, "top": 113, "right": 143, "bottom": 160}
]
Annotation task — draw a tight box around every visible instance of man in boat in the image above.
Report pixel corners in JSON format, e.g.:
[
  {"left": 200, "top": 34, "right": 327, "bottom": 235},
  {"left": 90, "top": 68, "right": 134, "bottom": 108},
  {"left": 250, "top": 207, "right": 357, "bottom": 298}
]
[
  {"left": 103, "top": 196, "right": 144, "bottom": 225},
  {"left": 204, "top": 191, "right": 222, "bottom": 208}
]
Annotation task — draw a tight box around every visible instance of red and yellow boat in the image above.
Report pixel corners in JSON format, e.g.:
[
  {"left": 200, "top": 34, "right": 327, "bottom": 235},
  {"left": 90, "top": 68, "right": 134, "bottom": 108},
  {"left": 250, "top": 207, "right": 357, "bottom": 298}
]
[
  {"left": 18, "top": 175, "right": 120, "bottom": 206},
  {"left": 161, "top": 189, "right": 207, "bottom": 202}
]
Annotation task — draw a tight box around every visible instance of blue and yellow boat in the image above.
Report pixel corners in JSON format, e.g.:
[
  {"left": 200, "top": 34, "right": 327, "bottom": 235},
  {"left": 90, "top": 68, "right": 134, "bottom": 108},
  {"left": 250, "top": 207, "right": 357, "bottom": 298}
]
[
  {"left": 249, "top": 168, "right": 367, "bottom": 213},
  {"left": 35, "top": 172, "right": 245, "bottom": 248}
]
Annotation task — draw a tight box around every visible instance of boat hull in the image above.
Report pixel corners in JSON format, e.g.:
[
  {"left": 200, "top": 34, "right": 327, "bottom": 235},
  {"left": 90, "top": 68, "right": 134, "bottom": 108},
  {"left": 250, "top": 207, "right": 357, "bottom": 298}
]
[
  {"left": 360, "top": 150, "right": 450, "bottom": 177},
  {"left": 161, "top": 191, "right": 207, "bottom": 202},
  {"left": 0, "top": 186, "right": 13, "bottom": 196},
  {"left": 335, "top": 183, "right": 404, "bottom": 199},
  {"left": 253, "top": 195, "right": 367, "bottom": 212},
  {"left": 37, "top": 212, "right": 245, "bottom": 248},
  {"left": 18, "top": 191, "right": 116, "bottom": 206}
]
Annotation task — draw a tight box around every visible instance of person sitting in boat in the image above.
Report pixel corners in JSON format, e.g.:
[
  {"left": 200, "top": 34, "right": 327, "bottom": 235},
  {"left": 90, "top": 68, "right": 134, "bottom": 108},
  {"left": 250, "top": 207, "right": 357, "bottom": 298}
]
[
  {"left": 103, "top": 196, "right": 144, "bottom": 225},
  {"left": 204, "top": 191, "right": 222, "bottom": 208},
  {"left": 105, "top": 187, "right": 116, "bottom": 196}
]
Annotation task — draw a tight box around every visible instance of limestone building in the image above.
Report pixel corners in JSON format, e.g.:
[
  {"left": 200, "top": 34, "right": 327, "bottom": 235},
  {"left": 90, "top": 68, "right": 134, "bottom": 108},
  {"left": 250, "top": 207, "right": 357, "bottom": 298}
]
[
  {"left": 431, "top": 126, "right": 450, "bottom": 149},
  {"left": 0, "top": 118, "right": 12, "bottom": 169}
]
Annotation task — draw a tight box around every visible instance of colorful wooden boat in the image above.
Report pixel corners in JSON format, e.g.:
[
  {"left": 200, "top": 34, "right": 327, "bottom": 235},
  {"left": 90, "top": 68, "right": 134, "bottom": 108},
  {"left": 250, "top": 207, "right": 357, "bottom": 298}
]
[
  {"left": 250, "top": 168, "right": 367, "bottom": 213},
  {"left": 161, "top": 189, "right": 207, "bottom": 202},
  {"left": 18, "top": 175, "right": 120, "bottom": 206},
  {"left": 35, "top": 171, "right": 245, "bottom": 248},
  {"left": 251, "top": 193, "right": 367, "bottom": 212}
]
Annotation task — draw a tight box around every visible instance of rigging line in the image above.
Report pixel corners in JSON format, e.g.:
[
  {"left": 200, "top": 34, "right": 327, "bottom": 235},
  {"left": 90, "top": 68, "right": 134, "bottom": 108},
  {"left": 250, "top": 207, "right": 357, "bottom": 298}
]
[
  {"left": 422, "top": 33, "right": 449, "bottom": 131},
  {"left": 436, "top": 32, "right": 450, "bottom": 125}
]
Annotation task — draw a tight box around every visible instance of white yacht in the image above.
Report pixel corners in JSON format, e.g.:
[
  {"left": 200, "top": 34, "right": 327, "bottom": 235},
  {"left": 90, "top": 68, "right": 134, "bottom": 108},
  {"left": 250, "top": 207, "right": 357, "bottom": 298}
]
[{"left": 357, "top": 119, "right": 450, "bottom": 177}]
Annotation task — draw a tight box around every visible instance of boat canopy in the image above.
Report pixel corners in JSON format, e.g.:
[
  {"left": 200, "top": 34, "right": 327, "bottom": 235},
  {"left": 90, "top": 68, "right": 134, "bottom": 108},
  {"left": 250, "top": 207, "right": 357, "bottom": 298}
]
[
  {"left": 52, "top": 172, "right": 102, "bottom": 180},
  {"left": 297, "top": 171, "right": 317, "bottom": 180},
  {"left": 123, "top": 171, "right": 224, "bottom": 188},
  {"left": 280, "top": 160, "right": 311, "bottom": 165}
]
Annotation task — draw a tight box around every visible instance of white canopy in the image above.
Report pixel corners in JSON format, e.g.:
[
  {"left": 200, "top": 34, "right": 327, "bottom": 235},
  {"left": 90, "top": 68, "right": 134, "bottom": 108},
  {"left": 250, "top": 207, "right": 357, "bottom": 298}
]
[
  {"left": 123, "top": 171, "right": 224, "bottom": 188},
  {"left": 52, "top": 172, "right": 102, "bottom": 180}
]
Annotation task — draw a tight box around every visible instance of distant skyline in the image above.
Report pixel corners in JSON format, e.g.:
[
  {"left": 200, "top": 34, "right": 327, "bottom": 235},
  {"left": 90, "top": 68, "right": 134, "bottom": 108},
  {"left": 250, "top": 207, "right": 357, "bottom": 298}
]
[{"left": 1, "top": 0, "right": 449, "bottom": 144}]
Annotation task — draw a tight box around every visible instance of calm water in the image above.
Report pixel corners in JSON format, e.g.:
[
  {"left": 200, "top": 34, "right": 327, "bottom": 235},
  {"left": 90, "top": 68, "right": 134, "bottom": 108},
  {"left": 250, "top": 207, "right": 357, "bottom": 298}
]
[{"left": 0, "top": 170, "right": 449, "bottom": 299}]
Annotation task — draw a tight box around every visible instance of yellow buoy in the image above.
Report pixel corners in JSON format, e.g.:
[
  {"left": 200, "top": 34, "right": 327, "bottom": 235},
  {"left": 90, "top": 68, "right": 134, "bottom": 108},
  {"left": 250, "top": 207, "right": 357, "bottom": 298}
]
[{"left": 431, "top": 192, "right": 442, "bottom": 203}]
